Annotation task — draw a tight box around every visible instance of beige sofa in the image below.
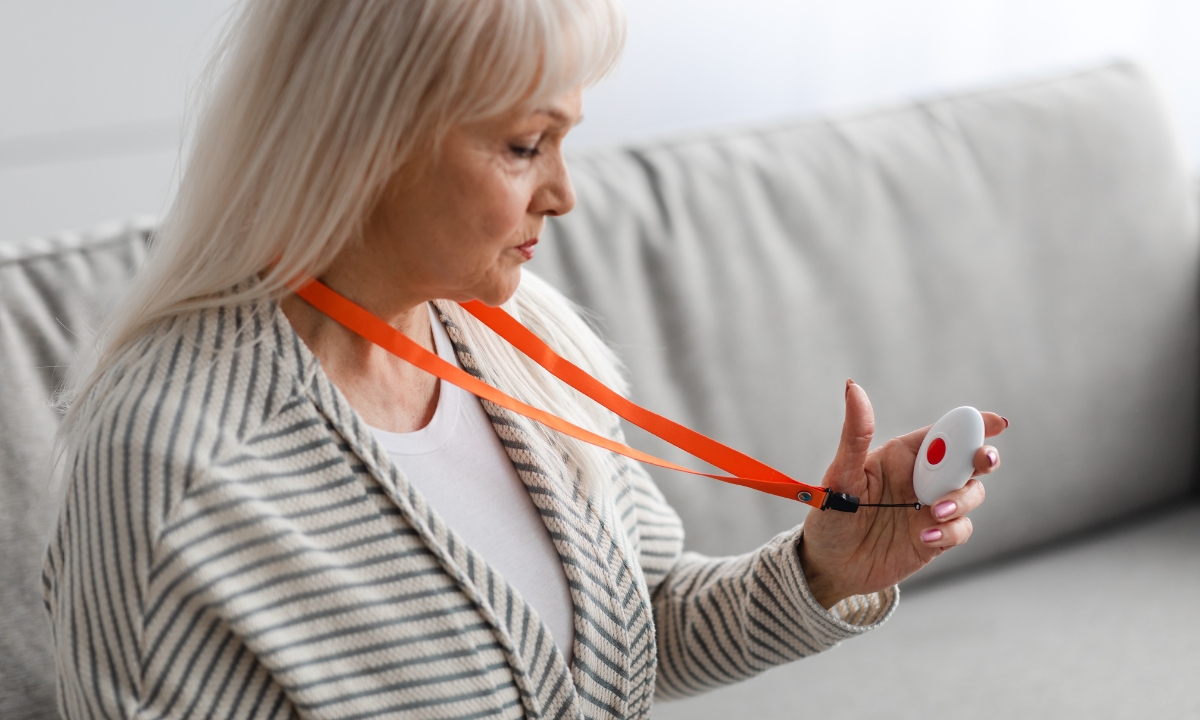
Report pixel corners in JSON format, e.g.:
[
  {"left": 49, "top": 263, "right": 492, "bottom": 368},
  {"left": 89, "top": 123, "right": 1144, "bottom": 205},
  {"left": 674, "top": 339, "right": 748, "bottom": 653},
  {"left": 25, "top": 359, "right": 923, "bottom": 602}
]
[{"left": 3, "top": 62, "right": 1197, "bottom": 719}]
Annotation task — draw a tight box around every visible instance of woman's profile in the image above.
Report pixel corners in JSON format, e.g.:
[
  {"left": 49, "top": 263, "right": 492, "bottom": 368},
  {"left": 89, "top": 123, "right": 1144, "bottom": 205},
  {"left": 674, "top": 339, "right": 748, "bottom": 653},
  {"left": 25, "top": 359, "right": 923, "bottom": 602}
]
[{"left": 43, "top": 1, "right": 1004, "bottom": 718}]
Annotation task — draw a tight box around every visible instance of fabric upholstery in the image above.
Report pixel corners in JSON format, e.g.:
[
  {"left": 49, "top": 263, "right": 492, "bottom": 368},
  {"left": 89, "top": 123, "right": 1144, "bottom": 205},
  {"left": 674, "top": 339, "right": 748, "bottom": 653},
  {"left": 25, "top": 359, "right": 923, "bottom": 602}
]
[
  {"left": 0, "top": 222, "right": 150, "bottom": 720},
  {"left": 531, "top": 62, "right": 1200, "bottom": 577},
  {"left": 653, "top": 501, "right": 1200, "bottom": 719}
]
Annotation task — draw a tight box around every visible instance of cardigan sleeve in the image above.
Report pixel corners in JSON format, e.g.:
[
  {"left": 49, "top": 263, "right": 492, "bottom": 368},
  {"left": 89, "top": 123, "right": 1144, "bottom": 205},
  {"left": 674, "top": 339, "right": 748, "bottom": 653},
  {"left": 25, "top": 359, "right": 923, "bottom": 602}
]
[
  {"left": 620, "top": 455, "right": 899, "bottom": 700},
  {"left": 42, "top": 310, "right": 306, "bottom": 720}
]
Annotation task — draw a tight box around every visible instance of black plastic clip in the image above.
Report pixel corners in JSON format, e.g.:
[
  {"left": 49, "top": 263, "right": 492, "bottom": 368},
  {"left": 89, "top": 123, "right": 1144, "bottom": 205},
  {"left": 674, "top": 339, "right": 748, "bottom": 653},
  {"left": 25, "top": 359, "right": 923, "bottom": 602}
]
[{"left": 821, "top": 491, "right": 861, "bottom": 513}]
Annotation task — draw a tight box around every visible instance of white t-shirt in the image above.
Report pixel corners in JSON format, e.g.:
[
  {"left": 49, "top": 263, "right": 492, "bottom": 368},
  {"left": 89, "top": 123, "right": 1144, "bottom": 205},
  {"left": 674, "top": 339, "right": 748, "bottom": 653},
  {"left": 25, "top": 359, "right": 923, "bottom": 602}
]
[{"left": 369, "top": 305, "right": 575, "bottom": 664}]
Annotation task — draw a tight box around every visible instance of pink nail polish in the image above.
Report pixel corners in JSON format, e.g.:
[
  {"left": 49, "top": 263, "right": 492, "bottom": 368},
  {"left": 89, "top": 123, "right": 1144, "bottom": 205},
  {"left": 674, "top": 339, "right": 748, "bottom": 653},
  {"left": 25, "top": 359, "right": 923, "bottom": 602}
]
[
  {"left": 921, "top": 528, "right": 943, "bottom": 543},
  {"left": 933, "top": 501, "right": 957, "bottom": 519},
  {"left": 987, "top": 449, "right": 998, "bottom": 467}
]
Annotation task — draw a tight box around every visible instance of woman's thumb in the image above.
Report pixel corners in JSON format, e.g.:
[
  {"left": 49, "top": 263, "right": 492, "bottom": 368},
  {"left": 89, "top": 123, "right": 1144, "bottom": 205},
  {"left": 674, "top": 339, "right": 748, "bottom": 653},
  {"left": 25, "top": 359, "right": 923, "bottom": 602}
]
[{"left": 836, "top": 379, "right": 875, "bottom": 470}]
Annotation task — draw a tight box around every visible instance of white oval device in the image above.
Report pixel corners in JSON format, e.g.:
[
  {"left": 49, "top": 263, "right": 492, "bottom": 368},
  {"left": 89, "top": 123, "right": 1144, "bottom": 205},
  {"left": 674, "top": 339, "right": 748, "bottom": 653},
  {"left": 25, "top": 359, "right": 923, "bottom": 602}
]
[{"left": 912, "top": 406, "right": 985, "bottom": 506}]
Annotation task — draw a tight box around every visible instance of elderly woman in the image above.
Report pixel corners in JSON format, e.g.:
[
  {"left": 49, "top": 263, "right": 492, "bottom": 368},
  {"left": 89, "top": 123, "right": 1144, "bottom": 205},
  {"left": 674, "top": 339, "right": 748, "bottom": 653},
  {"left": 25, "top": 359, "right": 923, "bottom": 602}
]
[{"left": 44, "top": 1, "right": 1004, "bottom": 718}]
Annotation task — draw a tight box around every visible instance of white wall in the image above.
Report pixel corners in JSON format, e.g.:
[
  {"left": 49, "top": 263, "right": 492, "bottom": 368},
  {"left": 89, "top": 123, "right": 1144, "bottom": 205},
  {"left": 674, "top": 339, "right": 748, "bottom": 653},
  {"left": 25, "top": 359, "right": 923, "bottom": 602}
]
[
  {"left": 572, "top": 0, "right": 1200, "bottom": 149},
  {"left": 2, "top": 0, "right": 1198, "bottom": 241},
  {"left": 0, "top": 1, "right": 231, "bottom": 241}
]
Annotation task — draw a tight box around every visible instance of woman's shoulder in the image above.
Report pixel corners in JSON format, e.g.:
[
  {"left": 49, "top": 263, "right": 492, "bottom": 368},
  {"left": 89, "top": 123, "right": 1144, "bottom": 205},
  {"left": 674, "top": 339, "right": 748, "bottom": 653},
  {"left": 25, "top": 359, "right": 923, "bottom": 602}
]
[
  {"left": 83, "top": 299, "right": 305, "bottom": 416},
  {"left": 65, "top": 299, "right": 319, "bottom": 525}
]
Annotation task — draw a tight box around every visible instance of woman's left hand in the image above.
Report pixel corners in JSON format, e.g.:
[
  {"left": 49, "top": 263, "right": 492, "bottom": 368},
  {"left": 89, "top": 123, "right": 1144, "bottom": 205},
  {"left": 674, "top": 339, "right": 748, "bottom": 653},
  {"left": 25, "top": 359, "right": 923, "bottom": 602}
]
[{"left": 799, "top": 380, "right": 1007, "bottom": 609}]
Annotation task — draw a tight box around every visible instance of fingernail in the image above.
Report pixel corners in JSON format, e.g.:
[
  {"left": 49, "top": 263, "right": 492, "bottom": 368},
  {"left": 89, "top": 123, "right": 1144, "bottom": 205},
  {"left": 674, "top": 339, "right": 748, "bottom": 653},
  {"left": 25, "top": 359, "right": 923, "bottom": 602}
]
[
  {"left": 1001, "top": 416, "right": 1009, "bottom": 429},
  {"left": 846, "top": 378, "right": 854, "bottom": 397},
  {"left": 987, "top": 449, "right": 998, "bottom": 467},
  {"left": 933, "top": 501, "right": 957, "bottom": 519},
  {"left": 921, "top": 528, "right": 943, "bottom": 543}
]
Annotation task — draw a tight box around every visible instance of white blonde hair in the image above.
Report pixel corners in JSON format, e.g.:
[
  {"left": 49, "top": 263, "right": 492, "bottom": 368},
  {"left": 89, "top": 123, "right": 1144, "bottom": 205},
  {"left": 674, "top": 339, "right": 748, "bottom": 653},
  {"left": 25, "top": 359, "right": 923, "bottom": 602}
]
[{"left": 58, "top": 0, "right": 629, "bottom": 495}]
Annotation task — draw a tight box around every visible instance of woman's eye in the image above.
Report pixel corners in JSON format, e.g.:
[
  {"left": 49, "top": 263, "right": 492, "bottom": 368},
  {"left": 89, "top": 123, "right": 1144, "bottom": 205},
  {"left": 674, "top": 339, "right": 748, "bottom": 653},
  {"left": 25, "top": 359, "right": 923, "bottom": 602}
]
[{"left": 509, "top": 144, "right": 540, "bottom": 160}]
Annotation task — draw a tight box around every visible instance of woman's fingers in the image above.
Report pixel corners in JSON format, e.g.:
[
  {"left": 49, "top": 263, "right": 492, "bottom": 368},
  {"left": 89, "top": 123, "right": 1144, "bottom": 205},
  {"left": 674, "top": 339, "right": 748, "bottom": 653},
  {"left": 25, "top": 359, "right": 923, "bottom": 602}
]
[
  {"left": 912, "top": 414, "right": 1003, "bottom": 553},
  {"left": 919, "top": 516, "right": 974, "bottom": 548},
  {"left": 982, "top": 412, "right": 1008, "bottom": 438},
  {"left": 929, "top": 478, "right": 985, "bottom": 520},
  {"left": 922, "top": 479, "right": 984, "bottom": 552},
  {"left": 973, "top": 445, "right": 1001, "bottom": 476}
]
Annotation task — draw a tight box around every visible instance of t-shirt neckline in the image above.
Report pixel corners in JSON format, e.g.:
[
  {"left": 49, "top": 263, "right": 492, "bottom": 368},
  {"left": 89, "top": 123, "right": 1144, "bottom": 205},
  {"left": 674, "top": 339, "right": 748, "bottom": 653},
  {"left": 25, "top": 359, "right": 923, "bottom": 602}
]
[{"left": 368, "top": 303, "right": 463, "bottom": 456}]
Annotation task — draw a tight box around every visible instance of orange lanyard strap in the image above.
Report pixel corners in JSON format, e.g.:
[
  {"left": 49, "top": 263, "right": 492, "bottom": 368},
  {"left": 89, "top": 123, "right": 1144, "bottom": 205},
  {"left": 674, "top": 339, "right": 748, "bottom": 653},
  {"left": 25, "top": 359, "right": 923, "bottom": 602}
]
[{"left": 293, "top": 278, "right": 831, "bottom": 509}]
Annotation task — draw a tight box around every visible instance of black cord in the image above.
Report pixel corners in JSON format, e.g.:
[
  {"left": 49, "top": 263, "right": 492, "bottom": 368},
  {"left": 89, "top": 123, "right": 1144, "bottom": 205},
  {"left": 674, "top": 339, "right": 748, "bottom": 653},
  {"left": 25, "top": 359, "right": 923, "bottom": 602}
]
[{"left": 821, "top": 492, "right": 923, "bottom": 513}]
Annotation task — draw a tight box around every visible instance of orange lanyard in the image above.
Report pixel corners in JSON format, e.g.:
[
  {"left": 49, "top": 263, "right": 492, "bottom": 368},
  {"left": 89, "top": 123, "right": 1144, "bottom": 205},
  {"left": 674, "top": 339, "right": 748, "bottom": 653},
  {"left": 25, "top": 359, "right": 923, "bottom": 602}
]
[{"left": 294, "top": 278, "right": 833, "bottom": 510}]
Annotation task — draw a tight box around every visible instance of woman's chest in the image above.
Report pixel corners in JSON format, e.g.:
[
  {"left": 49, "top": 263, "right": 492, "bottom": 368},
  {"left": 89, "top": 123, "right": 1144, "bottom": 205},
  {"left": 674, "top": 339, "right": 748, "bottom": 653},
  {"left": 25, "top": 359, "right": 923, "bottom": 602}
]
[{"left": 163, "top": 410, "right": 657, "bottom": 720}]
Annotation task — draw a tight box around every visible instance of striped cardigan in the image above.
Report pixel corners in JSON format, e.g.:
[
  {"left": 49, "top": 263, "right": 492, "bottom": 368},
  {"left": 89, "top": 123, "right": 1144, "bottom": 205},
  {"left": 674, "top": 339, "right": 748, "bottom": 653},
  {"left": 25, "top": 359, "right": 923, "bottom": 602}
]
[{"left": 43, "top": 291, "right": 897, "bottom": 720}]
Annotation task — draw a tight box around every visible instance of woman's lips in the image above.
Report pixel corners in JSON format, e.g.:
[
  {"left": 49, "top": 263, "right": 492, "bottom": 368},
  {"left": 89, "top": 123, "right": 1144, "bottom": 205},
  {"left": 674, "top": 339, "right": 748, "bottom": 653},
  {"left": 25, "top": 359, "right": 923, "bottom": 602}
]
[{"left": 516, "top": 237, "right": 538, "bottom": 260}]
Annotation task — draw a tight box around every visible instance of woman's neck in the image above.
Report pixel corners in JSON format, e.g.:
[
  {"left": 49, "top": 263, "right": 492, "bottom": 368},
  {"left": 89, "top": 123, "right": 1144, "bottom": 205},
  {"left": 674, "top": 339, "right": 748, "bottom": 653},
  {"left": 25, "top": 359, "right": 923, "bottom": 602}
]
[{"left": 279, "top": 280, "right": 442, "bottom": 434}]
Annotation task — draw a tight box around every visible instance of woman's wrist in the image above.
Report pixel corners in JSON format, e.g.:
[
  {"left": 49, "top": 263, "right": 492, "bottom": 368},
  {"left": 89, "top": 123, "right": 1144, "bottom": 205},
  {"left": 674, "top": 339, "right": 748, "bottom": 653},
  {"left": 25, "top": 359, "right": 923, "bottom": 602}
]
[{"left": 796, "top": 535, "right": 846, "bottom": 610}]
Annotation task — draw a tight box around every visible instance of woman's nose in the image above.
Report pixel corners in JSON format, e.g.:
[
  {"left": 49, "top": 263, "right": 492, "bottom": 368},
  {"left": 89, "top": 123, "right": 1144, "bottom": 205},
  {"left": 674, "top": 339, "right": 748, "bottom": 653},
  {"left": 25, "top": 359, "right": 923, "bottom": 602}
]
[{"left": 531, "top": 154, "right": 576, "bottom": 217}]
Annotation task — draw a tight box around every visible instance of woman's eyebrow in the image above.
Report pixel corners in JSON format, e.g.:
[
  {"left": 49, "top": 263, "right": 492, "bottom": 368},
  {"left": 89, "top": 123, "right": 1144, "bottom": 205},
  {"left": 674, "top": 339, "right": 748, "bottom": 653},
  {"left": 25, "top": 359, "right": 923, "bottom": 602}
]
[{"left": 534, "top": 108, "right": 584, "bottom": 127}]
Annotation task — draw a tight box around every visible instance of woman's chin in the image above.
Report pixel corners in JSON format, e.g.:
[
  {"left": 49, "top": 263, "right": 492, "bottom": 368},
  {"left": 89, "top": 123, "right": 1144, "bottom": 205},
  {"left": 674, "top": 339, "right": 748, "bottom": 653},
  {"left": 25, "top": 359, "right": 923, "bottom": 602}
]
[{"left": 469, "top": 277, "right": 521, "bottom": 308}]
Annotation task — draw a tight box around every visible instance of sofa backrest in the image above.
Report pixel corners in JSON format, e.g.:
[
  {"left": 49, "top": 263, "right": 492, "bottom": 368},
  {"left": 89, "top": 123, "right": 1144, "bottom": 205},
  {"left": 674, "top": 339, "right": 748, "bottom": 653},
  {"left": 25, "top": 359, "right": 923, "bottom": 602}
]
[
  {"left": 530, "top": 61, "right": 1200, "bottom": 575},
  {"left": 0, "top": 222, "right": 150, "bottom": 720}
]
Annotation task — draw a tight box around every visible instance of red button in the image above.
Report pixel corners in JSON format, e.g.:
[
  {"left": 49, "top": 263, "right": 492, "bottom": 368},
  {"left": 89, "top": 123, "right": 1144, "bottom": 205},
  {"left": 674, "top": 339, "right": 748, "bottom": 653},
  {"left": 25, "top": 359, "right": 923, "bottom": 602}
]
[{"left": 927, "top": 437, "right": 947, "bottom": 465}]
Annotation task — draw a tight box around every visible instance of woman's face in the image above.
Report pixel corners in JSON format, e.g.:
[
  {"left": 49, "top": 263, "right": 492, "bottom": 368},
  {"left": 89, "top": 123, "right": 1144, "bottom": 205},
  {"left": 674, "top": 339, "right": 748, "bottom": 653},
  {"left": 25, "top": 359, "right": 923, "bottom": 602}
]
[{"left": 354, "top": 88, "right": 582, "bottom": 308}]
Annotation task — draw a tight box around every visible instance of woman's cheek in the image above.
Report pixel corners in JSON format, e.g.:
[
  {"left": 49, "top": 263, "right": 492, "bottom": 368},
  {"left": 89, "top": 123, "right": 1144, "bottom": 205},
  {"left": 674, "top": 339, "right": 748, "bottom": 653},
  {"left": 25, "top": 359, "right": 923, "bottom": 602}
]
[{"left": 484, "top": 205, "right": 528, "bottom": 250}]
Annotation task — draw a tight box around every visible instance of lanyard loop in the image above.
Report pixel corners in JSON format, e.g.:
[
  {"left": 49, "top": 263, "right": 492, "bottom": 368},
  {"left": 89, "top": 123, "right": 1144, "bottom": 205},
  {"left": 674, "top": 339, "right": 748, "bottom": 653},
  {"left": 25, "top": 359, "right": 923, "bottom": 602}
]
[{"left": 293, "top": 278, "right": 832, "bottom": 509}]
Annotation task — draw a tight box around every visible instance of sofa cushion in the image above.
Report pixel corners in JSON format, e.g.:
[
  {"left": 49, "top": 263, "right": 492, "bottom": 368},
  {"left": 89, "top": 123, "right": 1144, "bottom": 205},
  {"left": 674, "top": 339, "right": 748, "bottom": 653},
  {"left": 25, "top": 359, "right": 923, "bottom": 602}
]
[
  {"left": 530, "top": 62, "right": 1200, "bottom": 577},
  {"left": 0, "top": 221, "right": 150, "bottom": 720},
  {"left": 652, "top": 501, "right": 1200, "bottom": 718}
]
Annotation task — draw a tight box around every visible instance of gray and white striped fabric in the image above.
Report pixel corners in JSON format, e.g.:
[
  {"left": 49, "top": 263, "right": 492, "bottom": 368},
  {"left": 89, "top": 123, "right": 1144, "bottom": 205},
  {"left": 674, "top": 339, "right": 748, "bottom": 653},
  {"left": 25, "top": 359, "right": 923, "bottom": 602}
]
[{"left": 43, "top": 284, "right": 896, "bottom": 720}]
